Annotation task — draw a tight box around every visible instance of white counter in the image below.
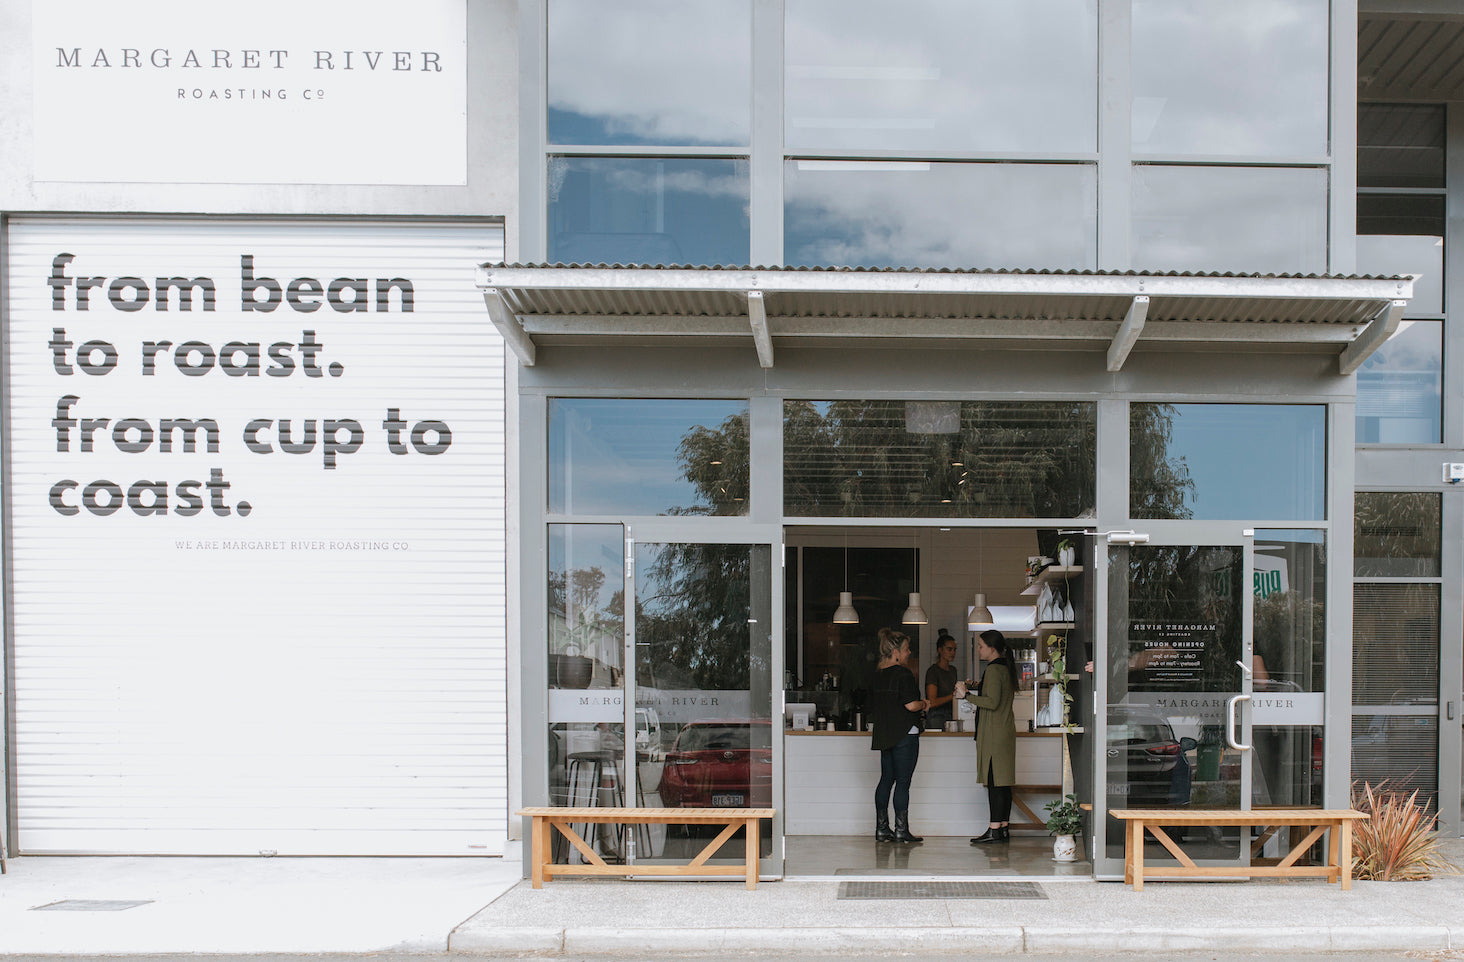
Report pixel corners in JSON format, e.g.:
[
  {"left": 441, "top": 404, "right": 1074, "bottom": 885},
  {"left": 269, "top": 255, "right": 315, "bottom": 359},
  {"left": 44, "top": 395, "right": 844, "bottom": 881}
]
[{"left": 784, "top": 730, "right": 1064, "bottom": 836}]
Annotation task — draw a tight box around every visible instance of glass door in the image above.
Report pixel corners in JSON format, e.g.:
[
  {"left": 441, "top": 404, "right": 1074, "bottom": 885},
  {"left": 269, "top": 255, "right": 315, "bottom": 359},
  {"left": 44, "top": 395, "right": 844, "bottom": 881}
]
[
  {"left": 623, "top": 522, "right": 782, "bottom": 878},
  {"left": 1097, "top": 535, "right": 1254, "bottom": 877}
]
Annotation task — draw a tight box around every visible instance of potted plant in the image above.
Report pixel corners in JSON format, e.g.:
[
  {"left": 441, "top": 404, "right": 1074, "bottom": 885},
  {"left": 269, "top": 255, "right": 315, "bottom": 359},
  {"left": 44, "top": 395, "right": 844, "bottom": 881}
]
[
  {"left": 1056, "top": 539, "right": 1076, "bottom": 567},
  {"left": 1044, "top": 793, "right": 1083, "bottom": 862}
]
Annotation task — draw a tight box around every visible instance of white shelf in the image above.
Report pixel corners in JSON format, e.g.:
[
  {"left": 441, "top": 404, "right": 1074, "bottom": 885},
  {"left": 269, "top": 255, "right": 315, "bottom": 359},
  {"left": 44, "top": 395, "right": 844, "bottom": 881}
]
[
  {"left": 1026, "top": 622, "right": 1075, "bottom": 636},
  {"left": 1036, "top": 674, "right": 1081, "bottom": 684},
  {"left": 1020, "top": 565, "right": 1083, "bottom": 596},
  {"left": 1034, "top": 725, "right": 1086, "bottom": 734}
]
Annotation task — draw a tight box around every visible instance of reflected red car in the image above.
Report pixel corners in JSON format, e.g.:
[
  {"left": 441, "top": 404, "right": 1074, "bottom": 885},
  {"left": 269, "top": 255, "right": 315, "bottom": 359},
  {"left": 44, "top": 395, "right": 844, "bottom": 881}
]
[{"left": 657, "top": 720, "right": 773, "bottom": 809}]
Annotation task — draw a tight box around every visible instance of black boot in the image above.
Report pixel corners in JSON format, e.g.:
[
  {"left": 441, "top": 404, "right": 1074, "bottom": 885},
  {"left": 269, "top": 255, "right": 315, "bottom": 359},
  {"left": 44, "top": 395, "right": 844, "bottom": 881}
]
[
  {"left": 893, "top": 811, "right": 923, "bottom": 843},
  {"left": 970, "top": 826, "right": 1006, "bottom": 844},
  {"left": 875, "top": 809, "right": 895, "bottom": 843},
  {"left": 997, "top": 826, "right": 1010, "bottom": 841}
]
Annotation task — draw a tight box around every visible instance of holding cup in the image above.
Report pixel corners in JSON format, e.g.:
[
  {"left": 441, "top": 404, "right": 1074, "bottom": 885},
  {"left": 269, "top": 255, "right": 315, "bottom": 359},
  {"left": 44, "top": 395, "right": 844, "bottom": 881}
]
[{"left": 954, "top": 680, "right": 967, "bottom": 700}]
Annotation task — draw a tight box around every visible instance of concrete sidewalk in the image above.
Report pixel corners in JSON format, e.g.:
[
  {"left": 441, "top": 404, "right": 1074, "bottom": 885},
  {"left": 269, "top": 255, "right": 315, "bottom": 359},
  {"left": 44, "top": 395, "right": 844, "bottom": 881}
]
[
  {"left": 451, "top": 838, "right": 1464, "bottom": 957},
  {"left": 0, "top": 842, "right": 1459, "bottom": 957},
  {"left": 0, "top": 854, "right": 522, "bottom": 954}
]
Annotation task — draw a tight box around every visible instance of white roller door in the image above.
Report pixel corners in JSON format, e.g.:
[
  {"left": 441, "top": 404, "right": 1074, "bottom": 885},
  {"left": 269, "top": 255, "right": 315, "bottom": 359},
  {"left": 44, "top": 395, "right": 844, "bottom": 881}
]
[{"left": 4, "top": 217, "right": 508, "bottom": 855}]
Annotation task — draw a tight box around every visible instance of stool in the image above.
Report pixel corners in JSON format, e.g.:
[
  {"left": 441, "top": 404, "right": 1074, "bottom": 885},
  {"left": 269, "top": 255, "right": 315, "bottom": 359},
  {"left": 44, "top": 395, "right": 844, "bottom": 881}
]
[{"left": 559, "top": 751, "right": 640, "bottom": 864}]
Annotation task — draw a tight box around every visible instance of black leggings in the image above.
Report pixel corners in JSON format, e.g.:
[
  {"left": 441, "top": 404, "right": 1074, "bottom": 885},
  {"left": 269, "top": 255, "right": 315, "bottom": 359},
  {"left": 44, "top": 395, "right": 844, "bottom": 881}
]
[{"left": 986, "top": 761, "right": 1012, "bottom": 823}]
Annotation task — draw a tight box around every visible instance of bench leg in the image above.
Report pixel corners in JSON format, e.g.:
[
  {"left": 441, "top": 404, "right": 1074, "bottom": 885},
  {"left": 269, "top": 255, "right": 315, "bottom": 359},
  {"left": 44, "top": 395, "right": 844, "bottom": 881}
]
[
  {"left": 531, "top": 817, "right": 546, "bottom": 889},
  {"left": 1132, "top": 819, "right": 1144, "bottom": 891},
  {"left": 745, "top": 817, "right": 758, "bottom": 890},
  {"left": 1340, "top": 820, "right": 1353, "bottom": 891}
]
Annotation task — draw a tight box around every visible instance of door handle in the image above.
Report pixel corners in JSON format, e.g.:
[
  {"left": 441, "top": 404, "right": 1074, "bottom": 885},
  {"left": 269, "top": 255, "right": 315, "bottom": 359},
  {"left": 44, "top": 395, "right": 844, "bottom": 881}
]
[{"left": 1226, "top": 693, "right": 1252, "bottom": 751}]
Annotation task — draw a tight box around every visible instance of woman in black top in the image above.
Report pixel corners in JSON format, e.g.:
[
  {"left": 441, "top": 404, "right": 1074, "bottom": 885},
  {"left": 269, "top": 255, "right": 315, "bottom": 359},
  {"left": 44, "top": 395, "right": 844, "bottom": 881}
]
[{"left": 870, "top": 627, "right": 929, "bottom": 843}]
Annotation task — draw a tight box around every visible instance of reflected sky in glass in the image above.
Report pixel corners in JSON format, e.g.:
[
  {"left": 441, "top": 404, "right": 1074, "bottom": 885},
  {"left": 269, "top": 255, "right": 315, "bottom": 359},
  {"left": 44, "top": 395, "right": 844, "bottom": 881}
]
[
  {"left": 1132, "top": 166, "right": 1327, "bottom": 274},
  {"left": 786, "top": 161, "right": 1096, "bottom": 269},
  {"left": 1132, "top": 0, "right": 1328, "bottom": 157},
  {"left": 1357, "top": 320, "right": 1442, "bottom": 444},
  {"left": 548, "top": 157, "right": 750, "bottom": 266},
  {"left": 1132, "top": 404, "right": 1326, "bottom": 521},
  {"left": 1356, "top": 234, "right": 1443, "bottom": 316},
  {"left": 786, "top": 0, "right": 1096, "bottom": 153},
  {"left": 549, "top": 399, "right": 750, "bottom": 517},
  {"left": 548, "top": 0, "right": 750, "bottom": 146}
]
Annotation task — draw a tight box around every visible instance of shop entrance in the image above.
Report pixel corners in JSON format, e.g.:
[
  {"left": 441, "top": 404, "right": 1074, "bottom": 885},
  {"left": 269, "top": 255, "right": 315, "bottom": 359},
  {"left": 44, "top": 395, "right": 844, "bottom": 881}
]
[
  {"left": 781, "top": 526, "right": 1093, "bottom": 879},
  {"left": 1093, "top": 530, "right": 1327, "bottom": 881}
]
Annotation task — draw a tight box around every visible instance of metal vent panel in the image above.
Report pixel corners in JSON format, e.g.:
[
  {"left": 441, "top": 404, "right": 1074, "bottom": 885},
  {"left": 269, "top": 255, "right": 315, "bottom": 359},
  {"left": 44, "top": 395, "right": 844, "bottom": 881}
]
[{"left": 837, "top": 881, "right": 1047, "bottom": 900}]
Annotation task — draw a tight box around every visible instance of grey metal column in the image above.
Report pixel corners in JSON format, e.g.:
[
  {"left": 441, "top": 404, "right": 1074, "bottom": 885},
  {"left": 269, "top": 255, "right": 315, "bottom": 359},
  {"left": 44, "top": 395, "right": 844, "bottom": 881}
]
[{"left": 1327, "top": 401, "right": 1356, "bottom": 814}]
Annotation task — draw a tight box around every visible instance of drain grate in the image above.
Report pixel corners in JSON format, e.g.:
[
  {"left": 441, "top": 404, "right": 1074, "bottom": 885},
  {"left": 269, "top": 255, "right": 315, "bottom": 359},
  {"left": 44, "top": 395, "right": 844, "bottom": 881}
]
[
  {"left": 837, "top": 881, "right": 1045, "bottom": 900},
  {"left": 31, "top": 900, "right": 153, "bottom": 912}
]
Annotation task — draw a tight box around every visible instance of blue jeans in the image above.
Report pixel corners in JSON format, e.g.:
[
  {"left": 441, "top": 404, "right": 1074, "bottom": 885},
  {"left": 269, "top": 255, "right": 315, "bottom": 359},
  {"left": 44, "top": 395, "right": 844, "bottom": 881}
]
[{"left": 875, "top": 731, "right": 920, "bottom": 814}]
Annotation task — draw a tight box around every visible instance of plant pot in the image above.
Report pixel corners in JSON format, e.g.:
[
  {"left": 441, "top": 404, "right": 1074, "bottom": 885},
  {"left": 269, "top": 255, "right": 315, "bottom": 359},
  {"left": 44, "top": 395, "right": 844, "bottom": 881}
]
[
  {"left": 550, "top": 653, "right": 594, "bottom": 689},
  {"left": 1059, "top": 547, "right": 1075, "bottom": 567},
  {"left": 1052, "top": 834, "right": 1079, "bottom": 862}
]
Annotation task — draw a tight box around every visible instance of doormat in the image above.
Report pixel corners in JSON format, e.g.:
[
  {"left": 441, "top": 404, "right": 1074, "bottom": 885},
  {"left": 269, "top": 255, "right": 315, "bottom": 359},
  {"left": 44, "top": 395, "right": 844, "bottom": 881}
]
[
  {"left": 31, "top": 900, "right": 154, "bottom": 911},
  {"left": 837, "top": 881, "right": 1045, "bottom": 900}
]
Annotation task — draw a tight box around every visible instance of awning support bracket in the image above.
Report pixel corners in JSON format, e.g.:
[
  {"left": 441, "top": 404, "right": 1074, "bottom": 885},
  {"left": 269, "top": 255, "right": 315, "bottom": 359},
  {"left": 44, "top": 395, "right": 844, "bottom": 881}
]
[
  {"left": 1338, "top": 299, "right": 1406, "bottom": 375},
  {"left": 1106, "top": 295, "right": 1150, "bottom": 372},
  {"left": 483, "top": 288, "right": 536, "bottom": 366},
  {"left": 748, "top": 290, "right": 773, "bottom": 369}
]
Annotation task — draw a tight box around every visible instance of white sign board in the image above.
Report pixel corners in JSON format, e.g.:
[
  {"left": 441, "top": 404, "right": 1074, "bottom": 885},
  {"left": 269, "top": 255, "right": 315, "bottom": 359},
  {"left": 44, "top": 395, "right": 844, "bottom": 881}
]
[{"left": 32, "top": 0, "right": 467, "bottom": 185}]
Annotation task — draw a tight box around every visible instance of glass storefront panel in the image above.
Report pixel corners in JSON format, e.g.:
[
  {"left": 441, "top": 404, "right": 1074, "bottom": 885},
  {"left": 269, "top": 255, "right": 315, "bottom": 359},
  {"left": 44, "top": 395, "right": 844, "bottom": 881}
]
[
  {"left": 1130, "top": 403, "right": 1326, "bottom": 521},
  {"left": 636, "top": 542, "right": 774, "bottom": 859},
  {"left": 1355, "top": 493, "right": 1442, "bottom": 578},
  {"left": 1105, "top": 544, "right": 1245, "bottom": 862},
  {"left": 1356, "top": 233, "right": 1443, "bottom": 317},
  {"left": 1252, "top": 530, "right": 1325, "bottom": 809},
  {"left": 547, "top": 0, "right": 750, "bottom": 146},
  {"left": 784, "top": 161, "right": 1097, "bottom": 270},
  {"left": 1131, "top": 0, "right": 1328, "bottom": 157},
  {"left": 1356, "top": 321, "right": 1443, "bottom": 444},
  {"left": 549, "top": 398, "right": 750, "bottom": 517},
  {"left": 547, "top": 524, "right": 627, "bottom": 863},
  {"left": 1132, "top": 165, "right": 1328, "bottom": 274},
  {"left": 783, "top": 400, "right": 1096, "bottom": 518},
  {"left": 547, "top": 157, "right": 751, "bottom": 267},
  {"left": 785, "top": 0, "right": 1097, "bottom": 154},
  {"left": 1354, "top": 583, "right": 1439, "bottom": 708}
]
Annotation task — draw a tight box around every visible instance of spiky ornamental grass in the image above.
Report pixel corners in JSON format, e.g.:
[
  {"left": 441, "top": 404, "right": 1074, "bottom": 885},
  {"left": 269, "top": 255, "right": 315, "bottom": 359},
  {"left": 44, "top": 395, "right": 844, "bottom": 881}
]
[{"left": 1350, "top": 781, "right": 1458, "bottom": 881}]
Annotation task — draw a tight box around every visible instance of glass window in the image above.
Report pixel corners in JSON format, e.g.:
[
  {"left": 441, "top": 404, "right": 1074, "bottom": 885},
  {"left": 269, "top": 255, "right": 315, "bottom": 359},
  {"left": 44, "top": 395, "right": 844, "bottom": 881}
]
[
  {"left": 785, "top": 0, "right": 1097, "bottom": 154},
  {"left": 785, "top": 161, "right": 1097, "bottom": 269},
  {"left": 1356, "top": 195, "right": 1445, "bottom": 316},
  {"left": 1354, "top": 493, "right": 1441, "bottom": 578},
  {"left": 548, "top": 157, "right": 750, "bottom": 267},
  {"left": 547, "top": 0, "right": 750, "bottom": 146},
  {"left": 1356, "top": 320, "right": 1443, "bottom": 444},
  {"left": 1131, "top": 0, "right": 1328, "bottom": 157},
  {"left": 1358, "top": 104, "right": 1445, "bottom": 189},
  {"left": 1356, "top": 234, "right": 1443, "bottom": 317},
  {"left": 549, "top": 399, "right": 750, "bottom": 517},
  {"left": 1132, "top": 165, "right": 1328, "bottom": 274},
  {"left": 784, "top": 400, "right": 1096, "bottom": 518},
  {"left": 1353, "top": 583, "right": 1439, "bottom": 707},
  {"left": 547, "top": 524, "right": 625, "bottom": 835},
  {"left": 1130, "top": 404, "right": 1326, "bottom": 521}
]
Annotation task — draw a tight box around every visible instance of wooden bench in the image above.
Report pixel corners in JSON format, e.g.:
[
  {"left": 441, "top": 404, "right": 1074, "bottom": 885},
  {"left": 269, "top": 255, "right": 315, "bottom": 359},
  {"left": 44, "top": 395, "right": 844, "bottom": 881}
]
[
  {"left": 1109, "top": 808, "right": 1368, "bottom": 891},
  {"left": 518, "top": 807, "right": 775, "bottom": 890}
]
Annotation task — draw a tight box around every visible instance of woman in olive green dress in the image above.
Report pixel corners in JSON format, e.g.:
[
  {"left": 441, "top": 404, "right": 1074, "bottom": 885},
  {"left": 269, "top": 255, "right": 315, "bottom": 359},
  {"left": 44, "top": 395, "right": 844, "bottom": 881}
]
[{"left": 959, "top": 628, "right": 1016, "bottom": 844}]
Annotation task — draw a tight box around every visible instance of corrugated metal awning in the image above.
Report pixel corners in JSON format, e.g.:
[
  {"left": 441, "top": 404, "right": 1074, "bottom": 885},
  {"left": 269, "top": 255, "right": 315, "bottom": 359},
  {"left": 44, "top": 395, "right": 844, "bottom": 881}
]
[{"left": 475, "top": 263, "right": 1412, "bottom": 374}]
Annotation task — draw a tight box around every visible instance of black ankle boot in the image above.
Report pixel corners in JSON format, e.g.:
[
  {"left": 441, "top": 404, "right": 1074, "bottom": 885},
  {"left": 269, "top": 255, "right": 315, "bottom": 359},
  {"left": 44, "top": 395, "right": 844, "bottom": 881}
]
[
  {"left": 893, "top": 811, "right": 923, "bottom": 843},
  {"left": 970, "top": 827, "right": 1006, "bottom": 844},
  {"left": 997, "top": 826, "right": 1010, "bottom": 841},
  {"left": 875, "top": 809, "right": 895, "bottom": 843}
]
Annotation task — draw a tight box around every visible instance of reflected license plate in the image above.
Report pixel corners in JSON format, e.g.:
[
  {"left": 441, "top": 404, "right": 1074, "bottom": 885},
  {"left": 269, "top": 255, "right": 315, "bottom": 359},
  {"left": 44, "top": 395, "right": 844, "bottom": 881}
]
[{"left": 711, "top": 793, "right": 745, "bottom": 807}]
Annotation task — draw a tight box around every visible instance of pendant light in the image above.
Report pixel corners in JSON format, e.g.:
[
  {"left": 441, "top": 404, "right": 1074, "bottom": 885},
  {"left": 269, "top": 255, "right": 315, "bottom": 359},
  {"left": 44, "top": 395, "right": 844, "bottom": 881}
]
[
  {"left": 902, "top": 531, "right": 927, "bottom": 624},
  {"left": 967, "top": 527, "right": 994, "bottom": 629},
  {"left": 833, "top": 529, "right": 859, "bottom": 624}
]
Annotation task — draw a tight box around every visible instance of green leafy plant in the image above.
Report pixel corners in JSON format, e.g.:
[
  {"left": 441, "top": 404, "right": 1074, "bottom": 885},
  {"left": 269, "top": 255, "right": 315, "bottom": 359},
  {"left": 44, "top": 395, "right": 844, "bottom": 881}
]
[
  {"left": 1044, "top": 793, "right": 1082, "bottom": 837},
  {"left": 1350, "top": 781, "right": 1457, "bottom": 881},
  {"left": 1045, "top": 634, "right": 1074, "bottom": 731}
]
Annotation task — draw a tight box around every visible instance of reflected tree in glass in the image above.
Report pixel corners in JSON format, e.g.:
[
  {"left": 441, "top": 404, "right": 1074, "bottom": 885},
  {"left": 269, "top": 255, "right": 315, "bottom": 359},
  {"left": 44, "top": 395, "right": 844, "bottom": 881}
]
[
  {"left": 1129, "top": 403, "right": 1194, "bottom": 520},
  {"left": 782, "top": 399, "right": 1096, "bottom": 518}
]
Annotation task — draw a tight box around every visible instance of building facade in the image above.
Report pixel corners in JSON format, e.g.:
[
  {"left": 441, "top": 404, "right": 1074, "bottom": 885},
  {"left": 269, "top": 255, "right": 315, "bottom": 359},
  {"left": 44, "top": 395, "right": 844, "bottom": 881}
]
[{"left": 0, "top": 0, "right": 1462, "bottom": 876}]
